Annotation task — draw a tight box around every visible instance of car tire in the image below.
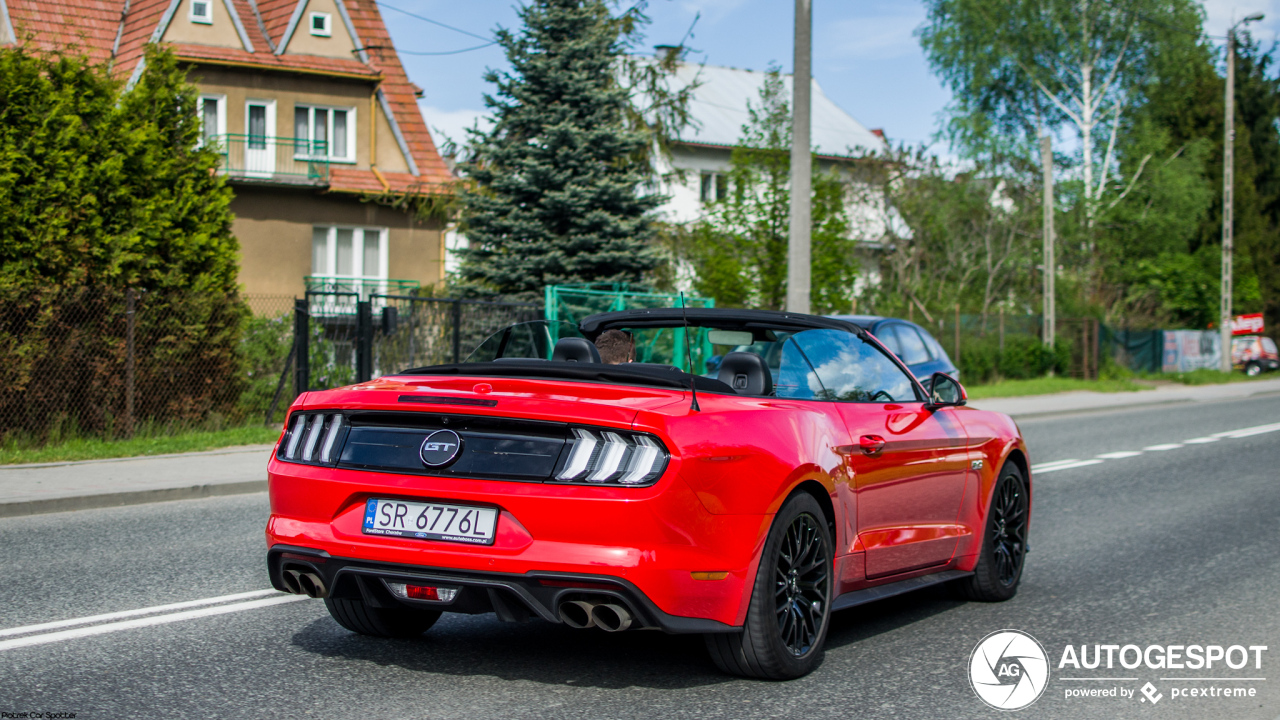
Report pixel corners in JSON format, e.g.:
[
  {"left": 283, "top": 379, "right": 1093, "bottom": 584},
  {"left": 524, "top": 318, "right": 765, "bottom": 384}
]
[
  {"left": 324, "top": 597, "right": 442, "bottom": 638},
  {"left": 956, "top": 463, "right": 1029, "bottom": 602},
  {"left": 704, "top": 492, "right": 833, "bottom": 680},
  {"left": 1245, "top": 362, "right": 1262, "bottom": 377}
]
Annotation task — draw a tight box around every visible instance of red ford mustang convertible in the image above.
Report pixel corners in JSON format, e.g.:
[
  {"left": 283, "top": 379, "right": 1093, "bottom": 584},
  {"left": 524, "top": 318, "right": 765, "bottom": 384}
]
[{"left": 266, "top": 308, "right": 1031, "bottom": 679}]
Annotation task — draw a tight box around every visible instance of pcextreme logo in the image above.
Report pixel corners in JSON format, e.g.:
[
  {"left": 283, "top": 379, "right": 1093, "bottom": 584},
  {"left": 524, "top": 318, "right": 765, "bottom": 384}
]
[{"left": 969, "top": 630, "right": 1051, "bottom": 710}]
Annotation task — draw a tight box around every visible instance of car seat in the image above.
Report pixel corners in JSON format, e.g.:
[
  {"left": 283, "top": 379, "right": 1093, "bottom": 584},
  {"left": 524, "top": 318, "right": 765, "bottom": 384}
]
[
  {"left": 552, "top": 337, "right": 602, "bottom": 363},
  {"left": 717, "top": 352, "right": 773, "bottom": 395}
]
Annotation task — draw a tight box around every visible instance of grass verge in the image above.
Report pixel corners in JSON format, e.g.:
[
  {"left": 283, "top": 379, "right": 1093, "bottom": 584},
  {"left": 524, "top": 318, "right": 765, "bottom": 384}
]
[
  {"left": 1152, "top": 368, "right": 1273, "bottom": 385},
  {"left": 965, "top": 376, "right": 1150, "bottom": 400},
  {"left": 0, "top": 425, "right": 282, "bottom": 466}
]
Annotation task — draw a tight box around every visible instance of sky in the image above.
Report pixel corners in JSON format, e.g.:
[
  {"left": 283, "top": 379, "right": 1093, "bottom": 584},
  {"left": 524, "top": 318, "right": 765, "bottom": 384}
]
[{"left": 381, "top": 0, "right": 1280, "bottom": 155}]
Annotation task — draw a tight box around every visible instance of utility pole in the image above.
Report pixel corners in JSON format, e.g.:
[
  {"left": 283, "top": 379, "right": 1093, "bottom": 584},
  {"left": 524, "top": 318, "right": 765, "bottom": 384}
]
[
  {"left": 786, "top": 0, "right": 812, "bottom": 314},
  {"left": 1221, "top": 13, "right": 1264, "bottom": 372},
  {"left": 1041, "top": 134, "right": 1055, "bottom": 349}
]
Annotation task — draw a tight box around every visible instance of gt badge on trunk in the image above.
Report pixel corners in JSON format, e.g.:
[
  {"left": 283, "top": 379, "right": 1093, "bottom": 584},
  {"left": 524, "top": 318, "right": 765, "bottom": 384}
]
[{"left": 420, "top": 429, "right": 463, "bottom": 467}]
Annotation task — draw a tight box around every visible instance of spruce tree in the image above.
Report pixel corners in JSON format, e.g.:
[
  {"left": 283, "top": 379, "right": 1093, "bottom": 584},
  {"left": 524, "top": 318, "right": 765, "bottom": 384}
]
[{"left": 457, "top": 0, "right": 662, "bottom": 296}]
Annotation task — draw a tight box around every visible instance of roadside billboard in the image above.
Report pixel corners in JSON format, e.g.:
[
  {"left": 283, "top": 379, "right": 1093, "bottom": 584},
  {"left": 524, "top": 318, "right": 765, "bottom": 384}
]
[{"left": 1162, "top": 330, "right": 1222, "bottom": 373}]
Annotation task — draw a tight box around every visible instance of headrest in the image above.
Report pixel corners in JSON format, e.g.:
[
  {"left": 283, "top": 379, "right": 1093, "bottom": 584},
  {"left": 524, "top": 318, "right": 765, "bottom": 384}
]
[
  {"left": 551, "top": 337, "right": 602, "bottom": 363},
  {"left": 717, "top": 352, "right": 772, "bottom": 396}
]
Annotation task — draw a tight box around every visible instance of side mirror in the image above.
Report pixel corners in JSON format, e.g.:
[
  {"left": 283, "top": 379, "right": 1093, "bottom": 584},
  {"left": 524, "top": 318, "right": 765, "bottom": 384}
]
[{"left": 925, "top": 372, "right": 966, "bottom": 409}]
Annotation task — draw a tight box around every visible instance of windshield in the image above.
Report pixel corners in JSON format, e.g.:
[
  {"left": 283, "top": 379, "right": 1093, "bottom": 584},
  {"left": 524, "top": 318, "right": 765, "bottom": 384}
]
[{"left": 465, "top": 320, "right": 585, "bottom": 362}]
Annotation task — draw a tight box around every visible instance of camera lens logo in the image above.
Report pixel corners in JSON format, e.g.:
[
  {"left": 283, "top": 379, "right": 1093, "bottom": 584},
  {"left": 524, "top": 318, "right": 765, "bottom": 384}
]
[
  {"left": 420, "top": 430, "right": 463, "bottom": 467},
  {"left": 969, "top": 630, "right": 1050, "bottom": 711}
]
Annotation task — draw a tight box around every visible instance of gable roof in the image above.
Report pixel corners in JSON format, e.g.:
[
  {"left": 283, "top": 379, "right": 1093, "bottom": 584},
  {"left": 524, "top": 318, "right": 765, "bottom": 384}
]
[
  {"left": 3, "top": 0, "right": 450, "bottom": 195},
  {"left": 663, "top": 61, "right": 889, "bottom": 159}
]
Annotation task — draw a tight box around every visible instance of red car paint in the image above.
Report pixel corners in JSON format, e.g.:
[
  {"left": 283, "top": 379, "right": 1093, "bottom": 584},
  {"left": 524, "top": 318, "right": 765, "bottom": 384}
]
[{"left": 266, "top": 369, "right": 1030, "bottom": 629}]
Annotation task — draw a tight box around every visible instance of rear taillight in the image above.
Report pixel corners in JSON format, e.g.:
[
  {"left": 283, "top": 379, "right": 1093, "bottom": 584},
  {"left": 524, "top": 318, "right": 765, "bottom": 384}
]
[
  {"left": 279, "top": 412, "right": 347, "bottom": 465},
  {"left": 385, "top": 582, "right": 458, "bottom": 603},
  {"left": 553, "top": 428, "right": 668, "bottom": 487}
]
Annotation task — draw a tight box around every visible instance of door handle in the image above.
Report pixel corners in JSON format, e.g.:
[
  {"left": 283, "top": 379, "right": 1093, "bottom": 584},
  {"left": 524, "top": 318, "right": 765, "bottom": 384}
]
[{"left": 859, "top": 435, "right": 886, "bottom": 456}]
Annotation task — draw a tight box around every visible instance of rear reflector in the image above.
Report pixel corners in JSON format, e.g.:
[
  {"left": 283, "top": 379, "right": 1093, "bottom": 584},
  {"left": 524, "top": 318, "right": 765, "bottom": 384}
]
[{"left": 385, "top": 582, "right": 458, "bottom": 603}]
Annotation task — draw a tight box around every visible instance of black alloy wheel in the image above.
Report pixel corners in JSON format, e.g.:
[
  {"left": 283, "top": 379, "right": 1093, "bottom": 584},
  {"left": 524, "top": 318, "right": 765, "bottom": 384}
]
[
  {"left": 957, "top": 463, "right": 1029, "bottom": 602},
  {"left": 989, "top": 471, "right": 1028, "bottom": 586},
  {"left": 775, "top": 513, "right": 830, "bottom": 656},
  {"left": 705, "top": 492, "right": 833, "bottom": 679}
]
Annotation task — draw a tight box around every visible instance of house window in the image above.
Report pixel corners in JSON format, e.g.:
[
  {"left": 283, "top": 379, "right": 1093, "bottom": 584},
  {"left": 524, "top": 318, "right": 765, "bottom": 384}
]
[
  {"left": 198, "top": 95, "right": 225, "bottom": 146},
  {"left": 309, "top": 12, "right": 332, "bottom": 37},
  {"left": 190, "top": 0, "right": 212, "bottom": 24},
  {"left": 248, "top": 104, "right": 268, "bottom": 150},
  {"left": 700, "top": 172, "right": 727, "bottom": 203},
  {"left": 312, "top": 226, "right": 388, "bottom": 280},
  {"left": 294, "top": 105, "right": 354, "bottom": 162}
]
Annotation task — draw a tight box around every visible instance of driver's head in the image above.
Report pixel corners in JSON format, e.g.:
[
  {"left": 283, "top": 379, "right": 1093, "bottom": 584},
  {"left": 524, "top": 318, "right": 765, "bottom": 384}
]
[{"left": 595, "top": 329, "right": 635, "bottom": 364}]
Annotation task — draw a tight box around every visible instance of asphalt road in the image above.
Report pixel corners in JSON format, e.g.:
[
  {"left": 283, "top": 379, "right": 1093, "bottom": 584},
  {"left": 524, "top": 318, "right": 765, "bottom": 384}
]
[{"left": 2, "top": 394, "right": 1279, "bottom": 720}]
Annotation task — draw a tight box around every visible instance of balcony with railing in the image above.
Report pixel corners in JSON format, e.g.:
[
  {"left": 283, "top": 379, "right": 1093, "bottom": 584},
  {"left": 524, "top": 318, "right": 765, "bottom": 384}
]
[
  {"left": 209, "top": 135, "right": 331, "bottom": 185},
  {"left": 305, "top": 276, "right": 421, "bottom": 316}
]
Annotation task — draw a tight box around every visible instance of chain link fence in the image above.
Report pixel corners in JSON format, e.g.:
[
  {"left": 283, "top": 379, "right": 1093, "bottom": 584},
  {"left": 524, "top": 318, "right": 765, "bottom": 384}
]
[
  {"left": 0, "top": 288, "right": 540, "bottom": 449},
  {"left": 0, "top": 288, "right": 289, "bottom": 448}
]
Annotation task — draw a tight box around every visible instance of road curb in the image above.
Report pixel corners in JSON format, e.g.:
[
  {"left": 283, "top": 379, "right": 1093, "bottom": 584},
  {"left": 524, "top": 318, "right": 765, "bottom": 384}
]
[
  {"left": 993, "top": 387, "right": 1280, "bottom": 421},
  {"left": 1, "top": 444, "right": 276, "bottom": 470},
  {"left": 0, "top": 480, "right": 268, "bottom": 519}
]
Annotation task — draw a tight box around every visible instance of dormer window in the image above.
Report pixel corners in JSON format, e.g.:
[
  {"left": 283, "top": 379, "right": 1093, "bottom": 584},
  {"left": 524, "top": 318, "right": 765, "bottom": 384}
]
[
  {"left": 309, "top": 12, "right": 332, "bottom": 37},
  {"left": 189, "top": 0, "right": 212, "bottom": 24}
]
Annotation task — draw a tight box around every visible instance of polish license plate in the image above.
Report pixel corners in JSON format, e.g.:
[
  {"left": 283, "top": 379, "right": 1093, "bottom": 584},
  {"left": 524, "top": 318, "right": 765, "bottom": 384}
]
[{"left": 362, "top": 498, "right": 498, "bottom": 545}]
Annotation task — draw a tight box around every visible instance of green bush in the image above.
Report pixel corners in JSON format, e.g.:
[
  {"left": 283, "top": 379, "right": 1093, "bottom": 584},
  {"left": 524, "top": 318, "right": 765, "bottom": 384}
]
[
  {"left": 236, "top": 313, "right": 295, "bottom": 422},
  {"left": 957, "top": 333, "right": 1074, "bottom": 384},
  {"left": 0, "top": 46, "right": 244, "bottom": 443}
]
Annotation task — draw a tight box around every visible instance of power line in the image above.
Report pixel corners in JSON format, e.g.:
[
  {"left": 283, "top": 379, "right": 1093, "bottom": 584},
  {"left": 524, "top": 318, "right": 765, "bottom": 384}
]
[
  {"left": 375, "top": 1, "right": 492, "bottom": 43},
  {"left": 361, "top": 42, "right": 498, "bottom": 56}
]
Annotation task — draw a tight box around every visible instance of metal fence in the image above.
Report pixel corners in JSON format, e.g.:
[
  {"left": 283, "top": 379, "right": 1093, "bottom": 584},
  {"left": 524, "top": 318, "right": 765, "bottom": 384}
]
[
  {"left": 294, "top": 293, "right": 542, "bottom": 395},
  {"left": 0, "top": 289, "right": 299, "bottom": 446},
  {"left": 0, "top": 288, "right": 538, "bottom": 448}
]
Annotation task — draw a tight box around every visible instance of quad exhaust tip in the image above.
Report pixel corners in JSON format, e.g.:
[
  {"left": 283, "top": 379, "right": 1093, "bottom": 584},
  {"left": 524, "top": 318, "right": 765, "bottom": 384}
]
[
  {"left": 282, "top": 568, "right": 328, "bottom": 598},
  {"left": 591, "top": 603, "right": 632, "bottom": 632},
  {"left": 557, "top": 599, "right": 633, "bottom": 632},
  {"left": 558, "top": 600, "right": 596, "bottom": 629}
]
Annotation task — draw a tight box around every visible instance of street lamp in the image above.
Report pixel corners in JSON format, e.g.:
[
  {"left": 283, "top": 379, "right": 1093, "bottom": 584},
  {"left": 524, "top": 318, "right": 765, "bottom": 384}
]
[{"left": 1221, "top": 12, "right": 1264, "bottom": 372}]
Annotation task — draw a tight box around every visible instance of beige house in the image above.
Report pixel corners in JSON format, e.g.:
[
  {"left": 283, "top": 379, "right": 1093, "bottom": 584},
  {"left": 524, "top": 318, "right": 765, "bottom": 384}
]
[{"left": 4, "top": 0, "right": 453, "bottom": 302}]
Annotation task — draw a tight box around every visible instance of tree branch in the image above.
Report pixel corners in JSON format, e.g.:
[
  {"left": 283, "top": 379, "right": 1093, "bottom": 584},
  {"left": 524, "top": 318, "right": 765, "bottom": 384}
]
[
  {"left": 1096, "top": 97, "right": 1123, "bottom": 197},
  {"left": 1105, "top": 152, "right": 1153, "bottom": 210}
]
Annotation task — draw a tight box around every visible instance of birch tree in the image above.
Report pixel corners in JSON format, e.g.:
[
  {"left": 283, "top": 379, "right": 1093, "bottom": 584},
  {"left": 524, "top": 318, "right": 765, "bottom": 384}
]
[{"left": 919, "top": 0, "right": 1204, "bottom": 235}]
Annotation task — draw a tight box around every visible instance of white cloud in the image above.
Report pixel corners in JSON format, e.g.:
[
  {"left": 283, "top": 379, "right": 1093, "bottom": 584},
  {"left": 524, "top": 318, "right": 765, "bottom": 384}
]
[
  {"left": 824, "top": 9, "right": 925, "bottom": 60},
  {"left": 418, "top": 103, "right": 492, "bottom": 153}
]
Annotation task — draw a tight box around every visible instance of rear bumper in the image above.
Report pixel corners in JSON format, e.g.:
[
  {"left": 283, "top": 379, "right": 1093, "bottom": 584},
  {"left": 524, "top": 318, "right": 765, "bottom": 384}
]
[
  {"left": 266, "top": 458, "right": 769, "bottom": 628},
  {"left": 268, "top": 544, "right": 738, "bottom": 634}
]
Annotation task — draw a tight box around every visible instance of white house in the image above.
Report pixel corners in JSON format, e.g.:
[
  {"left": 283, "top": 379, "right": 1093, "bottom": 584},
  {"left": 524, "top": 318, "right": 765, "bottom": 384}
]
[
  {"left": 653, "top": 60, "right": 890, "bottom": 229},
  {"left": 441, "top": 59, "right": 902, "bottom": 281}
]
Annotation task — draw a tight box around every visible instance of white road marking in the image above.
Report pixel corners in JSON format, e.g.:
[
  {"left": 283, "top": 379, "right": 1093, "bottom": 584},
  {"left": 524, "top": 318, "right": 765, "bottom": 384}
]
[
  {"left": 1033, "top": 459, "right": 1104, "bottom": 473},
  {"left": 0, "top": 589, "right": 279, "bottom": 638},
  {"left": 1219, "top": 422, "right": 1280, "bottom": 439},
  {"left": 1031, "top": 458, "right": 1087, "bottom": 471},
  {"left": 0, "top": 594, "right": 307, "bottom": 652},
  {"left": 1030, "top": 420, "right": 1280, "bottom": 475}
]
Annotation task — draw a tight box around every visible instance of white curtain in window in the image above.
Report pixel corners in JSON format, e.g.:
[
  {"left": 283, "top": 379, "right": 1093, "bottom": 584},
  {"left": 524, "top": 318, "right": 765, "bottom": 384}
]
[
  {"left": 335, "top": 229, "right": 355, "bottom": 276},
  {"left": 311, "top": 227, "right": 329, "bottom": 275}
]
